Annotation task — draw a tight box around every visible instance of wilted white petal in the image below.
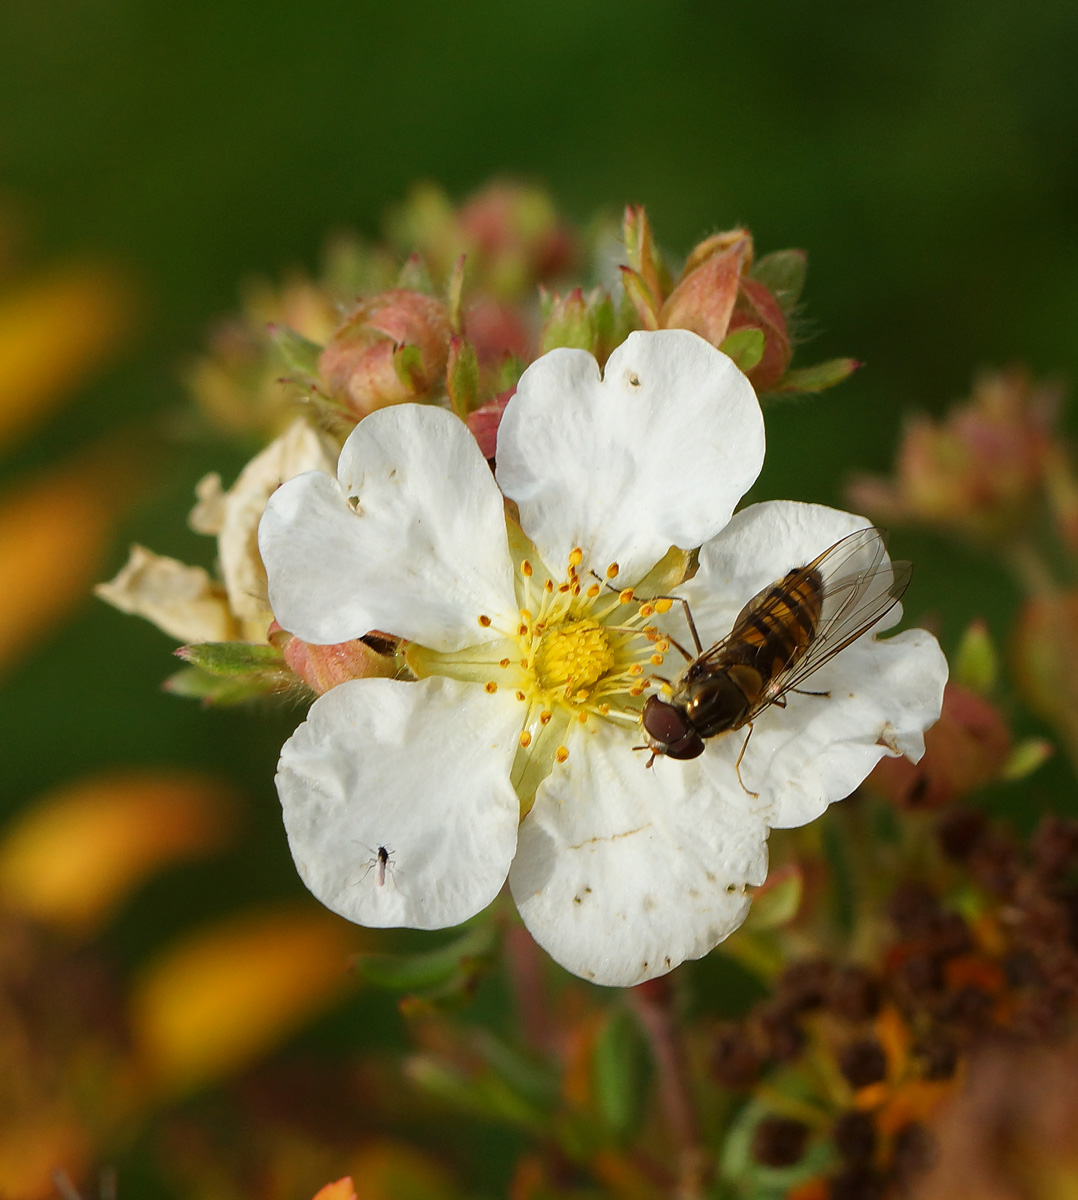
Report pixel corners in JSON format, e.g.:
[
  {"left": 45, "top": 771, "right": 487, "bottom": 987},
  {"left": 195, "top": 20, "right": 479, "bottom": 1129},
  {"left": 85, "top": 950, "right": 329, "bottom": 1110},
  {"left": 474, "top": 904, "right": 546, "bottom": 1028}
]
[
  {"left": 260, "top": 405, "right": 518, "bottom": 651},
  {"left": 277, "top": 676, "right": 523, "bottom": 930},
  {"left": 212, "top": 418, "right": 338, "bottom": 630},
  {"left": 496, "top": 329, "right": 764, "bottom": 584},
  {"left": 509, "top": 721, "right": 770, "bottom": 986},
  {"left": 95, "top": 545, "right": 237, "bottom": 642}
]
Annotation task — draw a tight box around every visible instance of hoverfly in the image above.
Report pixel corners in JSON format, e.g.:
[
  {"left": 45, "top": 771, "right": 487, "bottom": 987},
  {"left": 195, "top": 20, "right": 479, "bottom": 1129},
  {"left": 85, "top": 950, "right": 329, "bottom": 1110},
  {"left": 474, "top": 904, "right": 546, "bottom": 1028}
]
[{"left": 640, "top": 527, "right": 911, "bottom": 787}]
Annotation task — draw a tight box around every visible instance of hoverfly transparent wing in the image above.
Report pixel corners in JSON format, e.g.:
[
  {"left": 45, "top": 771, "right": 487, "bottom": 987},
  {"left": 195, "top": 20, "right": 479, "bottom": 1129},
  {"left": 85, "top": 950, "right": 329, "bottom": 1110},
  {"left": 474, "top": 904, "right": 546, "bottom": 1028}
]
[
  {"left": 760, "top": 537, "right": 911, "bottom": 703},
  {"left": 692, "top": 526, "right": 888, "bottom": 671}
]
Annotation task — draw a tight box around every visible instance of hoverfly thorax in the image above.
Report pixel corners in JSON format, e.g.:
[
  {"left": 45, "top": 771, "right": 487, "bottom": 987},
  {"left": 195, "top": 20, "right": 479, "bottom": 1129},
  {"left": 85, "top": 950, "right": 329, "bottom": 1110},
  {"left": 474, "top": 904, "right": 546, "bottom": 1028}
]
[{"left": 638, "top": 527, "right": 912, "bottom": 783}]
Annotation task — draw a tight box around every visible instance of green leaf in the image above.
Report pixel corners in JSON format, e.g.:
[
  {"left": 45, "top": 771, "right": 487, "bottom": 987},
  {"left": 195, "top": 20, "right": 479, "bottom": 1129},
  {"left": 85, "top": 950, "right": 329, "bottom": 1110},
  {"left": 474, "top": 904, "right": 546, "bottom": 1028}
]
[
  {"left": 355, "top": 924, "right": 495, "bottom": 992},
  {"left": 772, "top": 357, "right": 860, "bottom": 395},
  {"left": 720, "top": 328, "right": 765, "bottom": 373},
  {"left": 742, "top": 866, "right": 802, "bottom": 932},
  {"left": 446, "top": 336, "right": 480, "bottom": 418},
  {"left": 592, "top": 1007, "right": 652, "bottom": 1142},
  {"left": 749, "top": 250, "right": 807, "bottom": 313}
]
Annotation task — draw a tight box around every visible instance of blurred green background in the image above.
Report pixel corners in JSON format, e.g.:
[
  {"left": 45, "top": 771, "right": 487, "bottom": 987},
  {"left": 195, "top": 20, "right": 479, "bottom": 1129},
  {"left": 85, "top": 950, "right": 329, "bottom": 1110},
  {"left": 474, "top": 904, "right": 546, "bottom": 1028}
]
[{"left": 1, "top": 0, "right": 1077, "bottom": 1194}]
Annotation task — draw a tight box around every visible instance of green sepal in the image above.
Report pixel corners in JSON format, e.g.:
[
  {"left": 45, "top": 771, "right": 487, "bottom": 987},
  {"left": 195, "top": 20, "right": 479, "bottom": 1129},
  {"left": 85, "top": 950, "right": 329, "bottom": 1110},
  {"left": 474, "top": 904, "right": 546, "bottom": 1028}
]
[
  {"left": 447, "top": 253, "right": 467, "bottom": 332},
  {"left": 492, "top": 354, "right": 526, "bottom": 394},
  {"left": 270, "top": 324, "right": 323, "bottom": 378},
  {"left": 397, "top": 252, "right": 434, "bottom": 294},
  {"left": 720, "top": 328, "right": 766, "bottom": 373},
  {"left": 592, "top": 1007, "right": 652, "bottom": 1143},
  {"left": 539, "top": 287, "right": 595, "bottom": 354},
  {"left": 771, "top": 357, "right": 860, "bottom": 395},
  {"left": 749, "top": 249, "right": 807, "bottom": 314},
  {"left": 953, "top": 619, "right": 998, "bottom": 694},
  {"left": 446, "top": 336, "right": 480, "bottom": 418},
  {"left": 164, "top": 665, "right": 297, "bottom": 705},
  {"left": 175, "top": 641, "right": 287, "bottom": 677},
  {"left": 1002, "top": 737, "right": 1053, "bottom": 781},
  {"left": 392, "top": 341, "right": 426, "bottom": 390},
  {"left": 619, "top": 266, "right": 660, "bottom": 330}
]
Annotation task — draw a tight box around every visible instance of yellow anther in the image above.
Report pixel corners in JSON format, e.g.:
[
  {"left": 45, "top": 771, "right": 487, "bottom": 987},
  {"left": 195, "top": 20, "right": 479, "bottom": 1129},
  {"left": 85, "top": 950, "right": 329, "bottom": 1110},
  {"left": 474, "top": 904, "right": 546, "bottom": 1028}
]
[
  {"left": 577, "top": 711, "right": 588, "bottom": 723},
  {"left": 630, "top": 685, "right": 645, "bottom": 696},
  {"left": 650, "top": 654, "right": 664, "bottom": 666},
  {"left": 519, "top": 730, "right": 533, "bottom": 748},
  {"left": 516, "top": 690, "right": 526, "bottom": 701},
  {"left": 629, "top": 663, "right": 645, "bottom": 676},
  {"left": 618, "top": 587, "right": 635, "bottom": 604},
  {"left": 656, "top": 639, "right": 670, "bottom": 653},
  {"left": 520, "top": 609, "right": 533, "bottom": 622},
  {"left": 569, "top": 547, "right": 584, "bottom": 567},
  {"left": 521, "top": 560, "right": 534, "bottom": 577},
  {"left": 558, "top": 583, "right": 571, "bottom": 593},
  {"left": 555, "top": 746, "right": 569, "bottom": 763},
  {"left": 655, "top": 598, "right": 674, "bottom": 614},
  {"left": 639, "top": 603, "right": 655, "bottom": 617},
  {"left": 598, "top": 703, "right": 610, "bottom": 714},
  {"left": 478, "top": 614, "right": 492, "bottom": 627},
  {"left": 499, "top": 658, "right": 510, "bottom": 668},
  {"left": 606, "top": 562, "right": 620, "bottom": 579},
  {"left": 539, "top": 710, "right": 553, "bottom": 725},
  {"left": 586, "top": 583, "right": 600, "bottom": 598},
  {"left": 544, "top": 579, "right": 554, "bottom": 593},
  {"left": 485, "top": 681, "right": 498, "bottom": 694}
]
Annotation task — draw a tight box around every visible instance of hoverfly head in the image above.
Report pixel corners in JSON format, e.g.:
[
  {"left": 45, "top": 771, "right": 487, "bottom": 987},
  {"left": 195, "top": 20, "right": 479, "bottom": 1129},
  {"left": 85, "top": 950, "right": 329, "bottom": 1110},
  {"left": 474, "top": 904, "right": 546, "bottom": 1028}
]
[{"left": 641, "top": 694, "right": 705, "bottom": 761}]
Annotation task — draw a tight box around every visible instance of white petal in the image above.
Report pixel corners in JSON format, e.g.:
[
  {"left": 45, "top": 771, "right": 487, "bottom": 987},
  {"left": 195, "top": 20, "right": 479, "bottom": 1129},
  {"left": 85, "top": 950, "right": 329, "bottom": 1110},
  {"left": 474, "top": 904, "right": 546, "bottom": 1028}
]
[
  {"left": 677, "top": 500, "right": 895, "bottom": 650},
  {"left": 509, "top": 721, "right": 769, "bottom": 986},
  {"left": 742, "top": 629, "right": 948, "bottom": 828},
  {"left": 671, "top": 500, "right": 947, "bottom": 828},
  {"left": 496, "top": 330, "right": 764, "bottom": 585},
  {"left": 277, "top": 676, "right": 523, "bottom": 930},
  {"left": 260, "top": 405, "right": 518, "bottom": 650}
]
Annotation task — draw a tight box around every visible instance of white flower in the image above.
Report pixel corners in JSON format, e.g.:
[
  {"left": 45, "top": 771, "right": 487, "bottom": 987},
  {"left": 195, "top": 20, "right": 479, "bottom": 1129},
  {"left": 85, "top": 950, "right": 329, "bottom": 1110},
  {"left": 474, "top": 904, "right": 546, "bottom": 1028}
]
[{"left": 259, "top": 329, "right": 947, "bottom": 987}]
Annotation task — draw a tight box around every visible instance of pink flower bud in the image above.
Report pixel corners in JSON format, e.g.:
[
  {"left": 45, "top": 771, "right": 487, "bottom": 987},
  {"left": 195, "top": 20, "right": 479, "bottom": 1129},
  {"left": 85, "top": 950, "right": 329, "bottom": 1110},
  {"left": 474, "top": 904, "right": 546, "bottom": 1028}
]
[
  {"left": 318, "top": 289, "right": 450, "bottom": 419},
  {"left": 271, "top": 624, "right": 399, "bottom": 694}
]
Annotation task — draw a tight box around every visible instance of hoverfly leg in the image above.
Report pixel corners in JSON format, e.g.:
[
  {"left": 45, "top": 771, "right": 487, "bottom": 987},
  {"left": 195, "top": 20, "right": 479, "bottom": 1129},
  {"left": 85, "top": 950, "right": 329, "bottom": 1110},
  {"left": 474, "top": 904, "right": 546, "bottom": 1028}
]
[
  {"left": 656, "top": 595, "right": 704, "bottom": 656},
  {"left": 790, "top": 687, "right": 830, "bottom": 698},
  {"left": 734, "top": 724, "right": 759, "bottom": 799}
]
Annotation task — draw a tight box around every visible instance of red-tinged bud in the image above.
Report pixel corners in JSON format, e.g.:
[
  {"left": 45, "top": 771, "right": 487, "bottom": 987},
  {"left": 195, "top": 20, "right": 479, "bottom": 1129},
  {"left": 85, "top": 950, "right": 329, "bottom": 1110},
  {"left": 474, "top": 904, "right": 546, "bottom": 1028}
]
[
  {"left": 462, "top": 297, "right": 531, "bottom": 366},
  {"left": 458, "top": 181, "right": 576, "bottom": 296},
  {"left": 466, "top": 389, "right": 514, "bottom": 460},
  {"left": 867, "top": 683, "right": 1011, "bottom": 810},
  {"left": 539, "top": 287, "right": 596, "bottom": 354},
  {"left": 658, "top": 235, "right": 748, "bottom": 347},
  {"left": 445, "top": 335, "right": 479, "bottom": 418},
  {"left": 849, "top": 371, "right": 1059, "bottom": 544},
  {"left": 1013, "top": 589, "right": 1078, "bottom": 764},
  {"left": 318, "top": 289, "right": 450, "bottom": 419},
  {"left": 727, "top": 276, "right": 792, "bottom": 391},
  {"left": 272, "top": 624, "right": 399, "bottom": 694}
]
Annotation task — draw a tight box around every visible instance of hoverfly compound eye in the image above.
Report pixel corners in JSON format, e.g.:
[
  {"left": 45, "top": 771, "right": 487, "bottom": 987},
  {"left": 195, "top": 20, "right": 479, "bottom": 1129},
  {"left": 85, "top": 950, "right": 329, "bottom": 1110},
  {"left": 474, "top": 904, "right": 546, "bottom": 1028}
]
[
  {"left": 642, "top": 695, "right": 706, "bottom": 759},
  {"left": 643, "top": 695, "right": 689, "bottom": 744}
]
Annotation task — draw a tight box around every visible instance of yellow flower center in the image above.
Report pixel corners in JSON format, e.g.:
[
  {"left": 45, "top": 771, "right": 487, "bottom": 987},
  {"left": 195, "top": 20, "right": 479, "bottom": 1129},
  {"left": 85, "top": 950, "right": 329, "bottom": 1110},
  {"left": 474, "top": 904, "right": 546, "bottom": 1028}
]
[
  {"left": 405, "top": 536, "right": 683, "bottom": 810},
  {"left": 532, "top": 619, "right": 615, "bottom": 694}
]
